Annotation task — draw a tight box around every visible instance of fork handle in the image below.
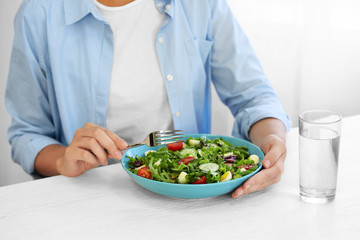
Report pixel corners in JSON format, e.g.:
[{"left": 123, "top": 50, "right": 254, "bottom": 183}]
[
  {"left": 126, "top": 143, "right": 145, "bottom": 150},
  {"left": 104, "top": 143, "right": 144, "bottom": 156}
]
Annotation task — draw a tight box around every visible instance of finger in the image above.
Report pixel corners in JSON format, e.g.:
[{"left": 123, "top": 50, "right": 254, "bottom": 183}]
[
  {"left": 232, "top": 161, "right": 284, "bottom": 198},
  {"left": 252, "top": 159, "right": 285, "bottom": 187},
  {"left": 262, "top": 142, "right": 286, "bottom": 169},
  {"left": 83, "top": 124, "right": 128, "bottom": 158},
  {"left": 232, "top": 174, "right": 279, "bottom": 199},
  {"left": 84, "top": 123, "right": 128, "bottom": 150},
  {"left": 81, "top": 137, "right": 109, "bottom": 166},
  {"left": 82, "top": 127, "right": 123, "bottom": 160},
  {"left": 73, "top": 148, "right": 101, "bottom": 166},
  {"left": 71, "top": 136, "right": 108, "bottom": 166},
  {"left": 233, "top": 175, "right": 282, "bottom": 198},
  {"left": 248, "top": 173, "right": 282, "bottom": 193},
  {"left": 82, "top": 122, "right": 97, "bottom": 129},
  {"left": 103, "top": 129, "right": 128, "bottom": 150},
  {"left": 79, "top": 160, "right": 100, "bottom": 171}
]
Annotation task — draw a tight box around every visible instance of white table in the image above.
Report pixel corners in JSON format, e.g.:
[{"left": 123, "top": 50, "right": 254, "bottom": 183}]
[{"left": 1, "top": 115, "right": 359, "bottom": 240}]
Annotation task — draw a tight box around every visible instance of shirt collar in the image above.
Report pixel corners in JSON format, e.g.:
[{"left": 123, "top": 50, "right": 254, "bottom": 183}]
[
  {"left": 64, "top": 0, "right": 174, "bottom": 25},
  {"left": 64, "top": 0, "right": 104, "bottom": 25},
  {"left": 155, "top": 0, "right": 174, "bottom": 17}
]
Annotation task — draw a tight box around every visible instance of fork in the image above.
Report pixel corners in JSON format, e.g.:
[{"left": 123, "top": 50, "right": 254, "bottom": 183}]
[{"left": 126, "top": 130, "right": 185, "bottom": 149}]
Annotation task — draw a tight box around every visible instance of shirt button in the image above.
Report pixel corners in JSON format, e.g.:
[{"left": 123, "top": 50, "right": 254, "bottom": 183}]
[
  {"left": 175, "top": 112, "right": 181, "bottom": 117},
  {"left": 165, "top": 4, "right": 171, "bottom": 11},
  {"left": 158, "top": 37, "right": 164, "bottom": 43},
  {"left": 166, "top": 74, "right": 173, "bottom": 81}
]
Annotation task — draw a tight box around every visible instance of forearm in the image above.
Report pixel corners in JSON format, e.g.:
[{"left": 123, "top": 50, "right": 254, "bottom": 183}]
[
  {"left": 34, "top": 144, "right": 66, "bottom": 177},
  {"left": 249, "top": 118, "right": 287, "bottom": 148}
]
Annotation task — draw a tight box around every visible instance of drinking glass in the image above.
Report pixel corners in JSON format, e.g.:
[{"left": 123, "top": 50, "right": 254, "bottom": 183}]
[{"left": 298, "top": 110, "right": 342, "bottom": 204}]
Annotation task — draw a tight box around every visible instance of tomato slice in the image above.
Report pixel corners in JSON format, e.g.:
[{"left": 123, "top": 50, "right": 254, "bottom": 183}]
[
  {"left": 167, "top": 141, "right": 183, "bottom": 151},
  {"left": 178, "top": 156, "right": 195, "bottom": 165},
  {"left": 192, "top": 176, "right": 207, "bottom": 184},
  {"left": 137, "top": 167, "right": 152, "bottom": 179}
]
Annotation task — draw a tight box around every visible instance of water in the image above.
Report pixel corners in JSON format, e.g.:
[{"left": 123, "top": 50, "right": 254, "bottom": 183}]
[{"left": 299, "top": 127, "right": 340, "bottom": 204}]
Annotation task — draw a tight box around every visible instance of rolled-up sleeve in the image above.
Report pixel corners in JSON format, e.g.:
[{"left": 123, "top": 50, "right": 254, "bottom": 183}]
[
  {"left": 209, "top": 0, "right": 290, "bottom": 140},
  {"left": 5, "top": 1, "right": 60, "bottom": 174}
]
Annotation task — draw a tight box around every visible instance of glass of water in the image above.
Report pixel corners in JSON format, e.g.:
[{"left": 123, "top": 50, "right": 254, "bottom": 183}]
[{"left": 298, "top": 110, "right": 342, "bottom": 204}]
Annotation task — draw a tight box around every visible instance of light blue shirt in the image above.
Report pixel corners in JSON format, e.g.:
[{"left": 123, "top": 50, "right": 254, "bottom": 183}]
[{"left": 5, "top": 0, "right": 290, "bottom": 174}]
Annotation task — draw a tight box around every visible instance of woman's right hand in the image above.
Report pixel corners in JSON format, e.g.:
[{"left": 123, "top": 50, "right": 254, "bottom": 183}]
[{"left": 56, "top": 123, "right": 128, "bottom": 177}]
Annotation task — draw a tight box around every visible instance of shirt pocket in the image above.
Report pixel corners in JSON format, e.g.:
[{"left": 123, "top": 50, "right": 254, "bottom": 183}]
[{"left": 185, "top": 38, "right": 213, "bottom": 64}]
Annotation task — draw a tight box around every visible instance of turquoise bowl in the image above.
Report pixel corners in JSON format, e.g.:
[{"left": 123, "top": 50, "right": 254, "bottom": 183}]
[{"left": 121, "top": 134, "right": 264, "bottom": 199}]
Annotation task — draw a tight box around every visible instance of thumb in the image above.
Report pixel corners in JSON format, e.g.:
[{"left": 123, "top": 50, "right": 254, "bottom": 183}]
[{"left": 262, "top": 139, "right": 286, "bottom": 169}]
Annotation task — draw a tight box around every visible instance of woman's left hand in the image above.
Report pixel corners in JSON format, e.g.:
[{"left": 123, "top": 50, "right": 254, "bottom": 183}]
[{"left": 232, "top": 133, "right": 287, "bottom": 199}]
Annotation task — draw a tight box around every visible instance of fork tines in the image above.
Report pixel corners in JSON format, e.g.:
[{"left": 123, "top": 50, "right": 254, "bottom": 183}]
[{"left": 155, "top": 130, "right": 185, "bottom": 145}]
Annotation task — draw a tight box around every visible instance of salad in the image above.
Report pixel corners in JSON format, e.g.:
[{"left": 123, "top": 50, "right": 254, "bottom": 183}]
[{"left": 127, "top": 137, "right": 260, "bottom": 184}]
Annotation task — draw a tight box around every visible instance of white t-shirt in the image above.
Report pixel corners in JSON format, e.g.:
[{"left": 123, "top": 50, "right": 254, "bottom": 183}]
[{"left": 95, "top": 0, "right": 173, "bottom": 144}]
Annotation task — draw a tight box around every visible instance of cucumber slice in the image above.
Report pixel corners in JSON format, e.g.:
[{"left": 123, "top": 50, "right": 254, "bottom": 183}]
[
  {"left": 199, "top": 163, "right": 219, "bottom": 172},
  {"left": 188, "top": 139, "right": 200, "bottom": 146},
  {"left": 180, "top": 148, "right": 197, "bottom": 158}
]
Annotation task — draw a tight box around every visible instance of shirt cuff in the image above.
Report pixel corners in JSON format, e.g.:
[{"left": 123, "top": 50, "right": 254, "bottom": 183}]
[
  {"left": 11, "top": 134, "right": 61, "bottom": 175},
  {"left": 232, "top": 107, "right": 291, "bottom": 141}
]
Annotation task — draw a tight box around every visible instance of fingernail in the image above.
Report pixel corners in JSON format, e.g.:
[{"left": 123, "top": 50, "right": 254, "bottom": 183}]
[
  {"left": 121, "top": 142, "right": 129, "bottom": 149},
  {"left": 233, "top": 190, "right": 243, "bottom": 199},
  {"left": 115, "top": 150, "right": 122, "bottom": 159},
  {"left": 264, "top": 160, "right": 271, "bottom": 168}
]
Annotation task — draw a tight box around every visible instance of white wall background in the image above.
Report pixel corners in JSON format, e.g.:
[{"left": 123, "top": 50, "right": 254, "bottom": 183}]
[
  {"left": 0, "top": 0, "right": 32, "bottom": 186},
  {"left": 1, "top": 0, "right": 360, "bottom": 187},
  {"left": 212, "top": 0, "right": 360, "bottom": 136}
]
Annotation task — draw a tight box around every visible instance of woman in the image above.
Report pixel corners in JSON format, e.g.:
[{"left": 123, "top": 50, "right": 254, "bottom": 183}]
[{"left": 5, "top": 0, "right": 289, "bottom": 198}]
